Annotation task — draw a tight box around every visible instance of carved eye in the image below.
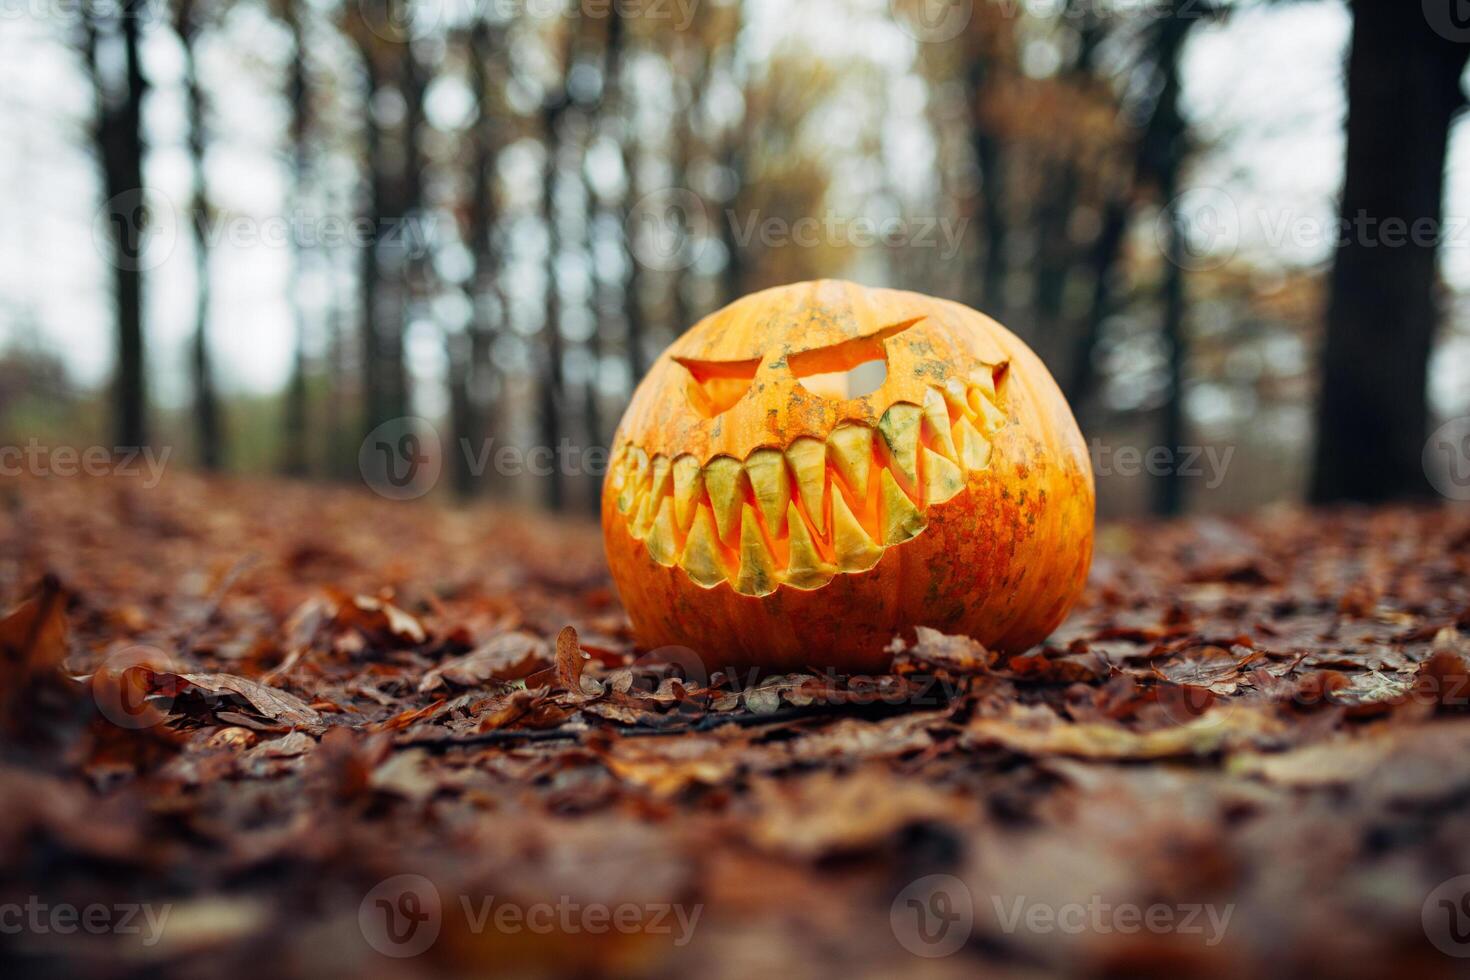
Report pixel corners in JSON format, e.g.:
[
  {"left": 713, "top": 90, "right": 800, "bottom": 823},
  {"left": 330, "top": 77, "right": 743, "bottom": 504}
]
[
  {"left": 791, "top": 318, "right": 920, "bottom": 400},
  {"left": 674, "top": 355, "right": 761, "bottom": 418}
]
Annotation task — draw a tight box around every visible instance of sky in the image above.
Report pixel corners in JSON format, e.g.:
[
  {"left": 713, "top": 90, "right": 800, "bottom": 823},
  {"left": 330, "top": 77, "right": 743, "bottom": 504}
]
[{"left": 1, "top": 0, "right": 1466, "bottom": 413}]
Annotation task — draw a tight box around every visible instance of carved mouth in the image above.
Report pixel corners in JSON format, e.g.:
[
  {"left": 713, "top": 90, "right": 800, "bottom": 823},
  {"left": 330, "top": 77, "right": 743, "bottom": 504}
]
[{"left": 609, "top": 370, "right": 1007, "bottom": 596}]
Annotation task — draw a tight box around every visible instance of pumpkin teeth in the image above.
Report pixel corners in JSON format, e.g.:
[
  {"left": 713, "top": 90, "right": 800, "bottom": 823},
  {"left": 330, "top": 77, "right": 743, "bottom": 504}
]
[
  {"left": 736, "top": 502, "right": 779, "bottom": 596},
  {"left": 942, "top": 378, "right": 970, "bottom": 416},
  {"left": 679, "top": 504, "right": 728, "bottom": 587},
  {"left": 703, "top": 456, "right": 746, "bottom": 547},
  {"left": 744, "top": 448, "right": 791, "bottom": 538},
  {"left": 830, "top": 485, "right": 883, "bottom": 572},
  {"left": 783, "top": 501, "right": 835, "bottom": 589},
  {"left": 924, "top": 447, "right": 965, "bottom": 505},
  {"left": 647, "top": 454, "right": 673, "bottom": 500},
  {"left": 671, "top": 455, "right": 702, "bottom": 531},
  {"left": 969, "top": 366, "right": 997, "bottom": 401},
  {"left": 646, "top": 496, "right": 678, "bottom": 566},
  {"left": 785, "top": 437, "right": 828, "bottom": 536},
  {"left": 617, "top": 383, "right": 1003, "bottom": 595},
  {"left": 922, "top": 388, "right": 959, "bottom": 463},
  {"left": 630, "top": 486, "right": 658, "bottom": 541},
  {"left": 827, "top": 424, "right": 873, "bottom": 501},
  {"left": 968, "top": 386, "right": 1007, "bottom": 431},
  {"left": 880, "top": 468, "right": 926, "bottom": 545},
  {"left": 878, "top": 403, "right": 922, "bottom": 494},
  {"left": 954, "top": 415, "right": 992, "bottom": 472}
]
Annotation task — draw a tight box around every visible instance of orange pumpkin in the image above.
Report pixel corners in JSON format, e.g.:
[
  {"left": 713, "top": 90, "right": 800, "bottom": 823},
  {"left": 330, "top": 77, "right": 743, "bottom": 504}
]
[{"left": 602, "top": 280, "right": 1094, "bottom": 674}]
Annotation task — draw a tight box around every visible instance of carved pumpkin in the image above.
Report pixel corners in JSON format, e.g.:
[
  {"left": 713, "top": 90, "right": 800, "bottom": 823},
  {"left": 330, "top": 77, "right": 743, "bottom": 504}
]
[{"left": 602, "top": 280, "right": 1094, "bottom": 673}]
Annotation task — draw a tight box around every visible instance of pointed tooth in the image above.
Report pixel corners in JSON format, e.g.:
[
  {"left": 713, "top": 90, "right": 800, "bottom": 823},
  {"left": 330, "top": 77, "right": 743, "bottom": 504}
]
[
  {"left": 647, "top": 454, "right": 672, "bottom": 498},
  {"left": 878, "top": 403, "right": 922, "bottom": 492},
  {"left": 880, "top": 468, "right": 927, "bottom": 545},
  {"left": 924, "top": 447, "right": 965, "bottom": 505},
  {"left": 954, "top": 416, "right": 993, "bottom": 471},
  {"left": 735, "top": 503, "right": 778, "bottom": 596},
  {"left": 679, "top": 505, "right": 728, "bottom": 587},
  {"left": 968, "top": 386, "right": 1006, "bottom": 431},
  {"left": 830, "top": 488, "right": 883, "bottom": 572},
  {"left": 969, "top": 366, "right": 997, "bottom": 400},
  {"left": 922, "top": 387, "right": 958, "bottom": 462},
  {"left": 827, "top": 424, "right": 873, "bottom": 500},
  {"left": 785, "top": 437, "right": 827, "bottom": 536},
  {"left": 616, "top": 479, "right": 637, "bottom": 514},
  {"left": 608, "top": 450, "right": 628, "bottom": 491},
  {"left": 646, "top": 497, "right": 677, "bottom": 566},
  {"left": 630, "top": 488, "right": 657, "bottom": 540},
  {"left": 628, "top": 446, "right": 650, "bottom": 486},
  {"left": 943, "top": 378, "right": 970, "bottom": 415},
  {"left": 614, "top": 447, "right": 641, "bottom": 513},
  {"left": 672, "top": 455, "right": 702, "bottom": 531},
  {"left": 744, "top": 448, "right": 790, "bottom": 537},
  {"left": 703, "top": 456, "right": 745, "bottom": 546},
  {"left": 782, "top": 502, "right": 835, "bottom": 589}
]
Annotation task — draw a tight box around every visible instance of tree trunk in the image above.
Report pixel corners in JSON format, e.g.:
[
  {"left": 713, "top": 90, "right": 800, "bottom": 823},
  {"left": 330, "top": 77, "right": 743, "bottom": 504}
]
[
  {"left": 1310, "top": 0, "right": 1468, "bottom": 503},
  {"left": 175, "top": 1, "right": 222, "bottom": 471},
  {"left": 1149, "top": 7, "right": 1190, "bottom": 518},
  {"left": 965, "top": 56, "right": 1009, "bottom": 323},
  {"left": 281, "top": 1, "right": 311, "bottom": 478},
  {"left": 540, "top": 98, "right": 568, "bottom": 511},
  {"left": 357, "top": 34, "right": 385, "bottom": 439},
  {"left": 448, "top": 18, "right": 504, "bottom": 499},
  {"left": 82, "top": 2, "right": 151, "bottom": 449}
]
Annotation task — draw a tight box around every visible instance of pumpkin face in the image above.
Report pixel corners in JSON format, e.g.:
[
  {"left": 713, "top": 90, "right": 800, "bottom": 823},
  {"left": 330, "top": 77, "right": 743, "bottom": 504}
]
[{"left": 602, "top": 279, "right": 1094, "bottom": 673}]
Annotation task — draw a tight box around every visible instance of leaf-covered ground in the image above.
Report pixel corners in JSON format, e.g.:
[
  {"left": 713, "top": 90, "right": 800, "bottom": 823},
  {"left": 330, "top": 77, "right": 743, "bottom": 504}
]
[{"left": 3, "top": 474, "right": 1470, "bottom": 977}]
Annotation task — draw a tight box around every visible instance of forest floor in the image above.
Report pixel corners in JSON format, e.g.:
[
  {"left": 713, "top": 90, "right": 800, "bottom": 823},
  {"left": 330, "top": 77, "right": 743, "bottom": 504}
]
[{"left": 2, "top": 473, "right": 1470, "bottom": 978}]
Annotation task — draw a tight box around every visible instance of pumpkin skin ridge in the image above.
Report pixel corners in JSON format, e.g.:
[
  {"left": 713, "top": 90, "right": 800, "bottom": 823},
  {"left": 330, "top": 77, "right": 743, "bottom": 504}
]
[{"left": 601, "top": 280, "right": 1094, "bottom": 673}]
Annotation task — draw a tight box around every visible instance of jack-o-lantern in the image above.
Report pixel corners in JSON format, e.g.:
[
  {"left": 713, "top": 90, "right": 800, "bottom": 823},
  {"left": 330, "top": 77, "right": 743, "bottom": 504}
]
[{"left": 602, "top": 279, "right": 1094, "bottom": 673}]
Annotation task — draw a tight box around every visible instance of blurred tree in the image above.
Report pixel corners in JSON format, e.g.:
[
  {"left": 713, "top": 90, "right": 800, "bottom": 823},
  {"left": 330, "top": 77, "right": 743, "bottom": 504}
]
[
  {"left": 172, "top": 0, "right": 224, "bottom": 470},
  {"left": 1310, "top": 0, "right": 1470, "bottom": 503},
  {"left": 278, "top": 0, "right": 312, "bottom": 478},
  {"left": 77, "top": 0, "right": 151, "bottom": 449},
  {"left": 447, "top": 15, "right": 508, "bottom": 498},
  {"left": 1143, "top": 3, "right": 1194, "bottom": 517},
  {"left": 344, "top": 0, "right": 413, "bottom": 439}
]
